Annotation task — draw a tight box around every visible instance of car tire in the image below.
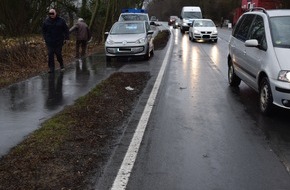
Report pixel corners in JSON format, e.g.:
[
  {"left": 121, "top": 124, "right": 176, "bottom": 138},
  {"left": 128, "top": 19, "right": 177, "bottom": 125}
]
[
  {"left": 228, "top": 59, "right": 241, "bottom": 87},
  {"left": 180, "top": 27, "right": 185, "bottom": 34},
  {"left": 259, "top": 77, "right": 273, "bottom": 115},
  {"left": 144, "top": 47, "right": 150, "bottom": 60},
  {"left": 189, "top": 33, "right": 192, "bottom": 41},
  {"left": 106, "top": 56, "right": 111, "bottom": 62},
  {"left": 213, "top": 39, "right": 218, "bottom": 43}
]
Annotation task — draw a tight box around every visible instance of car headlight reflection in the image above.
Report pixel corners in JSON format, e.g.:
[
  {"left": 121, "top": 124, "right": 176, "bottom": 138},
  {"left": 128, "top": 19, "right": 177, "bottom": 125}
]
[{"left": 278, "top": 70, "right": 290, "bottom": 82}]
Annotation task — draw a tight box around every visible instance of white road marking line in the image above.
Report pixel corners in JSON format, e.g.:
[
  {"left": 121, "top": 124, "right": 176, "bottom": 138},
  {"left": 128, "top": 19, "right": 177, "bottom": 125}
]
[{"left": 110, "top": 29, "right": 174, "bottom": 190}]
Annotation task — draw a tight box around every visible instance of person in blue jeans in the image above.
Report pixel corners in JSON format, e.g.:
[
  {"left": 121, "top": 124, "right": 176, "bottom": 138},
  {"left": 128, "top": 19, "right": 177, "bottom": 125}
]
[{"left": 42, "top": 8, "right": 69, "bottom": 73}]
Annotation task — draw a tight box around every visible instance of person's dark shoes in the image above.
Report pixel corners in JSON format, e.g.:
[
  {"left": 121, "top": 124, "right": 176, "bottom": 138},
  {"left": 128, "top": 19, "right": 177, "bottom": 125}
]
[
  {"left": 60, "top": 67, "right": 65, "bottom": 72},
  {"left": 48, "top": 70, "right": 54, "bottom": 73}
]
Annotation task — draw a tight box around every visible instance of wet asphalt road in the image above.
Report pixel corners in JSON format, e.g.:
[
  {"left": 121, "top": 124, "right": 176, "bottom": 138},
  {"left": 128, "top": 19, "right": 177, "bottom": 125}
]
[{"left": 95, "top": 27, "right": 290, "bottom": 189}]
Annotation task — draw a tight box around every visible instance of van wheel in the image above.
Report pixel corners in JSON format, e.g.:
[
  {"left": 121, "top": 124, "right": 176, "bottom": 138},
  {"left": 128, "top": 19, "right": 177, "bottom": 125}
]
[
  {"left": 228, "top": 60, "right": 241, "bottom": 87},
  {"left": 259, "top": 77, "right": 273, "bottom": 115}
]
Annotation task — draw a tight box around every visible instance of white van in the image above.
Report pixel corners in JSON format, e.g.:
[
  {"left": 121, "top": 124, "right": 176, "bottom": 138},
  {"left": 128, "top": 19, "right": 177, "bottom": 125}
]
[{"left": 180, "top": 6, "right": 202, "bottom": 33}]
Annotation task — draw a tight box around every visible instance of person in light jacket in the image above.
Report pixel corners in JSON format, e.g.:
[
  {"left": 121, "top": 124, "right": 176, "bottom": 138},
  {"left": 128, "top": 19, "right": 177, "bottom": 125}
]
[
  {"left": 42, "top": 8, "right": 69, "bottom": 73},
  {"left": 69, "top": 18, "right": 92, "bottom": 58}
]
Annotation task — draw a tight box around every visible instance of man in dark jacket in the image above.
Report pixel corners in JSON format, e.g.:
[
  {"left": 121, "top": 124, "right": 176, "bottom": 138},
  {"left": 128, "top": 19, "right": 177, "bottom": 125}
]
[
  {"left": 42, "top": 9, "right": 69, "bottom": 73},
  {"left": 69, "top": 18, "right": 91, "bottom": 58}
]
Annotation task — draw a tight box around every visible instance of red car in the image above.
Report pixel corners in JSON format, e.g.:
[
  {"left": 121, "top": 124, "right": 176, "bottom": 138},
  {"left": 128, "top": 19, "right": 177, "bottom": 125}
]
[{"left": 168, "top": 16, "right": 179, "bottom": 28}]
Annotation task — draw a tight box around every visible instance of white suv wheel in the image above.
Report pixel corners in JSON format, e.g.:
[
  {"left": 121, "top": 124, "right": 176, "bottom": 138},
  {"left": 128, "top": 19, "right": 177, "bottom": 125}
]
[
  {"left": 228, "top": 60, "right": 241, "bottom": 87},
  {"left": 259, "top": 78, "right": 273, "bottom": 115}
]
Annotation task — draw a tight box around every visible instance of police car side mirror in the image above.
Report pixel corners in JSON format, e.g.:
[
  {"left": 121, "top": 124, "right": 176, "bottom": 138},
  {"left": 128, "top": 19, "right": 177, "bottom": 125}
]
[
  {"left": 105, "top": 32, "right": 109, "bottom": 39},
  {"left": 147, "top": 30, "right": 154, "bottom": 35}
]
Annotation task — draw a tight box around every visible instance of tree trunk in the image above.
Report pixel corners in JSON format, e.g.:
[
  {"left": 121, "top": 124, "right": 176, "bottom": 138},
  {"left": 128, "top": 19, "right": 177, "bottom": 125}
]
[
  {"left": 101, "top": 0, "right": 111, "bottom": 43},
  {"left": 89, "top": 0, "right": 100, "bottom": 30}
]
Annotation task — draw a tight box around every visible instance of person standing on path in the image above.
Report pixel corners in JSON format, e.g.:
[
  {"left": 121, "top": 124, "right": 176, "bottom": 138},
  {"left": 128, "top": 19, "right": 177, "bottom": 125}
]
[
  {"left": 42, "top": 8, "right": 69, "bottom": 73},
  {"left": 69, "top": 18, "right": 91, "bottom": 59}
]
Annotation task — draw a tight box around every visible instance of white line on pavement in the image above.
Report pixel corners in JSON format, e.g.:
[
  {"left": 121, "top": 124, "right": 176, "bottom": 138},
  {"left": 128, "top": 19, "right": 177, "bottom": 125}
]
[{"left": 110, "top": 28, "right": 174, "bottom": 190}]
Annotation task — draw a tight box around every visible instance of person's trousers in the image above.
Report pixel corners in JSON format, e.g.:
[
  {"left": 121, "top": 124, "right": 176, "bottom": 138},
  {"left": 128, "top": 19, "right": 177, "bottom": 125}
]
[
  {"left": 47, "top": 45, "right": 64, "bottom": 71},
  {"left": 76, "top": 40, "right": 87, "bottom": 58}
]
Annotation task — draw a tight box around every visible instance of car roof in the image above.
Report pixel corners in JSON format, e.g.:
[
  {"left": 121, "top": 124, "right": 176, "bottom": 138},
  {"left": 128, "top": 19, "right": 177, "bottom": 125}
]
[
  {"left": 245, "top": 9, "right": 290, "bottom": 17},
  {"left": 120, "top": 12, "right": 148, "bottom": 15},
  {"left": 266, "top": 9, "right": 290, "bottom": 17},
  {"left": 193, "top": 19, "right": 213, "bottom": 22},
  {"left": 114, "top": 21, "right": 146, "bottom": 24},
  {"left": 112, "top": 21, "right": 147, "bottom": 27}
]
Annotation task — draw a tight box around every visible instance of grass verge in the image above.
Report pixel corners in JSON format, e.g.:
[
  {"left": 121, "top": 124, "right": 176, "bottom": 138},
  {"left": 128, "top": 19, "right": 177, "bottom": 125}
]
[{"left": 0, "top": 72, "right": 150, "bottom": 189}]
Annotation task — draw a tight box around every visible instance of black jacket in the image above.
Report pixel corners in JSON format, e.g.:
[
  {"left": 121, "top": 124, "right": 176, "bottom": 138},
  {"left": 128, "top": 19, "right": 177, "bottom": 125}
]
[{"left": 42, "top": 16, "right": 69, "bottom": 47}]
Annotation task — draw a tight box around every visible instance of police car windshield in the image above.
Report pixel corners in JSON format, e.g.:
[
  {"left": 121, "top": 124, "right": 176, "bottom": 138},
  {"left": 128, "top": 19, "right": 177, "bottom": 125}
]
[
  {"left": 119, "top": 14, "right": 148, "bottom": 21},
  {"left": 110, "top": 22, "right": 145, "bottom": 34}
]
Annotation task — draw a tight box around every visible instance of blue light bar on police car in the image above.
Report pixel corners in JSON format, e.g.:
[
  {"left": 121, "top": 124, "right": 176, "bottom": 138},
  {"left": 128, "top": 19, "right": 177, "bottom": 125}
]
[{"left": 121, "top": 8, "right": 147, "bottom": 13}]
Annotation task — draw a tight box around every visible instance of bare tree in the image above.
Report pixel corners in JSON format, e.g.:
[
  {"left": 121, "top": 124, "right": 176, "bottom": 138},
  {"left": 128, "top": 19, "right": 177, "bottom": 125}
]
[
  {"left": 102, "top": 0, "right": 112, "bottom": 42},
  {"left": 0, "top": 0, "right": 31, "bottom": 36},
  {"left": 0, "top": 0, "right": 77, "bottom": 37}
]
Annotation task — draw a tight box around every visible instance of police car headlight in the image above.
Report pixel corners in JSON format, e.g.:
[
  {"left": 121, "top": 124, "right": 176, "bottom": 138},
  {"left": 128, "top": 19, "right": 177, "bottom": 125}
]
[
  {"left": 136, "top": 37, "right": 145, "bottom": 44},
  {"left": 278, "top": 70, "right": 290, "bottom": 82},
  {"left": 106, "top": 39, "right": 114, "bottom": 44}
]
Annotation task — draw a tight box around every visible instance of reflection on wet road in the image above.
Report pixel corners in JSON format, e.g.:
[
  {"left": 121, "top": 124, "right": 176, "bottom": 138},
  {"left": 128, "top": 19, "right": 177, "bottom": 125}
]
[{"left": 0, "top": 56, "right": 118, "bottom": 157}]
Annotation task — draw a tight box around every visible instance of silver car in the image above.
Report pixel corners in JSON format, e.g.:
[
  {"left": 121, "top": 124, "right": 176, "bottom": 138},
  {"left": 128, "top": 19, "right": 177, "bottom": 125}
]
[
  {"left": 188, "top": 19, "right": 218, "bottom": 42},
  {"left": 228, "top": 8, "right": 290, "bottom": 115},
  {"left": 105, "top": 21, "right": 154, "bottom": 61}
]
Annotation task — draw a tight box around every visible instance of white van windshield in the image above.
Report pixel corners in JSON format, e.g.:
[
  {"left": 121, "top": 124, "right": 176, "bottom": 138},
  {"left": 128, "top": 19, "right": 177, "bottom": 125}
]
[{"left": 183, "top": 12, "right": 202, "bottom": 19}]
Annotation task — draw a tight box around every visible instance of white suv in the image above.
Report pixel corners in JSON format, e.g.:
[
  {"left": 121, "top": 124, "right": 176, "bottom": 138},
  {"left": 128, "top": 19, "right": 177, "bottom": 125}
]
[{"left": 228, "top": 8, "right": 290, "bottom": 115}]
